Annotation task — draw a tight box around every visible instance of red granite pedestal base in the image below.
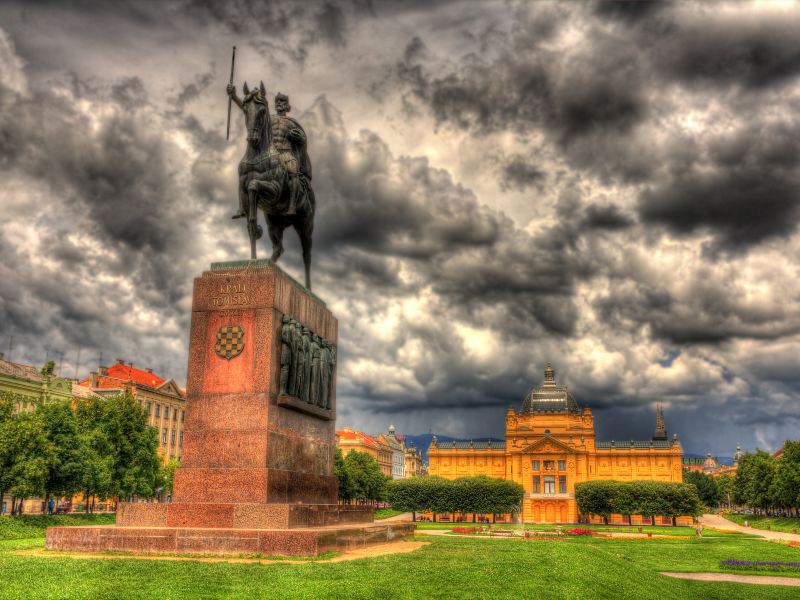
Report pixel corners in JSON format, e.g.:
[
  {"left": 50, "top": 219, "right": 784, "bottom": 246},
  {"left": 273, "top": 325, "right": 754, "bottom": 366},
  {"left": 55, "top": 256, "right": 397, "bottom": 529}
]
[
  {"left": 46, "top": 522, "right": 416, "bottom": 556},
  {"left": 46, "top": 260, "right": 414, "bottom": 557}
]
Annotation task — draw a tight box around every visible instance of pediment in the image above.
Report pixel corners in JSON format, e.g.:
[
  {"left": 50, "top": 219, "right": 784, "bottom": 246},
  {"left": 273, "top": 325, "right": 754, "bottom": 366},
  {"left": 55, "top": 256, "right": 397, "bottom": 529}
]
[
  {"left": 521, "top": 436, "right": 575, "bottom": 455},
  {"left": 157, "top": 379, "right": 183, "bottom": 398}
]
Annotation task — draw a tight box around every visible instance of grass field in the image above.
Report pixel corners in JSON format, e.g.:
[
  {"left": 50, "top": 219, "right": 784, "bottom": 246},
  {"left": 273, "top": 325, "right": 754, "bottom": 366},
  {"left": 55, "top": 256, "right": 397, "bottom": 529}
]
[
  {"left": 724, "top": 514, "right": 800, "bottom": 534},
  {"left": 373, "top": 508, "right": 405, "bottom": 520},
  {"left": 1, "top": 515, "right": 800, "bottom": 599}
]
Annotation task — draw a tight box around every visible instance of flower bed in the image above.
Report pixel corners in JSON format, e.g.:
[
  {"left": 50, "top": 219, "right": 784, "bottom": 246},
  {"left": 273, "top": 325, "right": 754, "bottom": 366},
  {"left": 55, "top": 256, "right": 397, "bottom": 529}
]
[
  {"left": 721, "top": 560, "right": 800, "bottom": 573},
  {"left": 451, "top": 527, "right": 479, "bottom": 534},
  {"left": 567, "top": 528, "right": 593, "bottom": 536}
]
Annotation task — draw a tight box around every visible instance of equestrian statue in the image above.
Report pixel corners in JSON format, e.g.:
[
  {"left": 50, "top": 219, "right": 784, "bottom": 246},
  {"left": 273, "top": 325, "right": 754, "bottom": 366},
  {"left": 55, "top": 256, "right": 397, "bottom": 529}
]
[{"left": 226, "top": 71, "right": 315, "bottom": 289}]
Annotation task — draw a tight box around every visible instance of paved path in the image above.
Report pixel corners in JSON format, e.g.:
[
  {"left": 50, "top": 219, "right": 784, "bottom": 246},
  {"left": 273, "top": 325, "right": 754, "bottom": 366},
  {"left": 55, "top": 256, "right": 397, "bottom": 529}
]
[
  {"left": 699, "top": 514, "right": 800, "bottom": 543},
  {"left": 375, "top": 512, "right": 413, "bottom": 522},
  {"left": 660, "top": 572, "right": 800, "bottom": 587}
]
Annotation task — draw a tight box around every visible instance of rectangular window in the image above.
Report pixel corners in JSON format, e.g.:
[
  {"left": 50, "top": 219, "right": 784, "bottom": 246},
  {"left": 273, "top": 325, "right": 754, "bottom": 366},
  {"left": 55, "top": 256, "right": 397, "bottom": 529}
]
[
  {"left": 171, "top": 430, "right": 176, "bottom": 445},
  {"left": 173, "top": 409, "right": 178, "bottom": 421},
  {"left": 179, "top": 431, "right": 183, "bottom": 447},
  {"left": 532, "top": 477, "right": 540, "bottom": 493},
  {"left": 147, "top": 402, "right": 152, "bottom": 415},
  {"left": 182, "top": 411, "right": 185, "bottom": 422},
  {"left": 162, "top": 428, "right": 167, "bottom": 445},
  {"left": 544, "top": 475, "right": 555, "bottom": 495},
  {"left": 558, "top": 460, "right": 566, "bottom": 471},
  {"left": 559, "top": 476, "right": 567, "bottom": 494},
  {"left": 532, "top": 460, "right": 540, "bottom": 471},
  {"left": 155, "top": 404, "right": 161, "bottom": 418},
  {"left": 164, "top": 406, "right": 170, "bottom": 420}
]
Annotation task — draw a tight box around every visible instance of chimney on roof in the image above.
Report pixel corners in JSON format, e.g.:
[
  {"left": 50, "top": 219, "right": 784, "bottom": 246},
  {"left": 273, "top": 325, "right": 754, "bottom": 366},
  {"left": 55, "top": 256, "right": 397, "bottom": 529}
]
[
  {"left": 128, "top": 362, "right": 133, "bottom": 367},
  {"left": 146, "top": 368, "right": 153, "bottom": 373},
  {"left": 90, "top": 371, "right": 98, "bottom": 388},
  {"left": 116, "top": 358, "right": 124, "bottom": 364},
  {"left": 99, "top": 366, "right": 108, "bottom": 376}
]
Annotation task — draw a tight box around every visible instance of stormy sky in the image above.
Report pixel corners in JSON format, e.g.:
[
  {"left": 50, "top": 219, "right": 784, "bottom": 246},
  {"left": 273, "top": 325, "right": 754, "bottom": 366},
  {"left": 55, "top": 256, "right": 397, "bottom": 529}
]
[{"left": 1, "top": 0, "right": 799, "bottom": 455}]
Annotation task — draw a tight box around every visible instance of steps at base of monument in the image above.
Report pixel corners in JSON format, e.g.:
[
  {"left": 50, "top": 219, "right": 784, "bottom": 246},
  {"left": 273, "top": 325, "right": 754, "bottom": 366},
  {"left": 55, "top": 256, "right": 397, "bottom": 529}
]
[
  {"left": 116, "top": 502, "right": 374, "bottom": 529},
  {"left": 45, "top": 522, "right": 415, "bottom": 557}
]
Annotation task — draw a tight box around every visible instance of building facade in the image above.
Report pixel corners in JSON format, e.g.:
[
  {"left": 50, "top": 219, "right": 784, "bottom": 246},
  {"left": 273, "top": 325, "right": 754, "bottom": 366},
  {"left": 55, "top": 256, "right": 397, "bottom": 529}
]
[
  {"left": 81, "top": 359, "right": 186, "bottom": 465},
  {"left": 428, "top": 363, "right": 684, "bottom": 523},
  {"left": 0, "top": 353, "right": 73, "bottom": 410},
  {"left": 404, "top": 441, "right": 426, "bottom": 477},
  {"left": 378, "top": 425, "right": 406, "bottom": 480},
  {"left": 336, "top": 427, "right": 394, "bottom": 476}
]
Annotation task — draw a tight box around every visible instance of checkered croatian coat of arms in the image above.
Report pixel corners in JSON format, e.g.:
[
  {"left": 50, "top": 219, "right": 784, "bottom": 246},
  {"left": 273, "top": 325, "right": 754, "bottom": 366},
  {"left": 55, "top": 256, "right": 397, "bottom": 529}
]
[{"left": 215, "top": 324, "right": 244, "bottom": 360}]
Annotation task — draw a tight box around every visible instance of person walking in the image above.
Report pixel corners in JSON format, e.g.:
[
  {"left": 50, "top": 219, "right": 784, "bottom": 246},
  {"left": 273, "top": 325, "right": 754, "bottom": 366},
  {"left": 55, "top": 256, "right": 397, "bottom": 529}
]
[
  {"left": 695, "top": 521, "right": 704, "bottom": 537},
  {"left": 48, "top": 499, "right": 55, "bottom": 515}
]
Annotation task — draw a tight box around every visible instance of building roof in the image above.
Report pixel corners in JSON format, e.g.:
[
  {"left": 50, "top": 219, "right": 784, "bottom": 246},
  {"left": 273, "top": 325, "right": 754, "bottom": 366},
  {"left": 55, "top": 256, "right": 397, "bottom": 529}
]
[
  {"left": 71, "top": 383, "right": 103, "bottom": 400},
  {"left": 336, "top": 427, "right": 379, "bottom": 450},
  {"left": 79, "top": 360, "right": 182, "bottom": 396},
  {"left": 431, "top": 440, "right": 504, "bottom": 450},
  {"left": 520, "top": 363, "right": 580, "bottom": 414},
  {"left": 0, "top": 356, "right": 43, "bottom": 382},
  {"left": 597, "top": 440, "right": 674, "bottom": 449}
]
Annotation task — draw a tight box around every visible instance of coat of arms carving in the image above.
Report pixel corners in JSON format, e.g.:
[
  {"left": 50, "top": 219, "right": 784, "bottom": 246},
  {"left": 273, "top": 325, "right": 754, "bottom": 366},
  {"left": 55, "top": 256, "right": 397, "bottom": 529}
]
[{"left": 215, "top": 324, "right": 245, "bottom": 360}]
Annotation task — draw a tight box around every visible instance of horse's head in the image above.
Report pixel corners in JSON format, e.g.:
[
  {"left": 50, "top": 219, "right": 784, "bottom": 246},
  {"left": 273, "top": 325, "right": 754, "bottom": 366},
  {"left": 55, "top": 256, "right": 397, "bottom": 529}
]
[{"left": 242, "top": 81, "right": 270, "bottom": 149}]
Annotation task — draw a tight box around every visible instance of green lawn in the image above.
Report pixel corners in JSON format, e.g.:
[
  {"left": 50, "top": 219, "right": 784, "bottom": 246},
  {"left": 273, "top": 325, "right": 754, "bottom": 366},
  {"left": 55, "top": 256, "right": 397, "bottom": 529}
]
[
  {"left": 1, "top": 515, "right": 800, "bottom": 598},
  {"left": 0, "top": 514, "right": 115, "bottom": 540},
  {"left": 373, "top": 508, "right": 405, "bottom": 520},
  {"left": 724, "top": 514, "right": 800, "bottom": 534}
]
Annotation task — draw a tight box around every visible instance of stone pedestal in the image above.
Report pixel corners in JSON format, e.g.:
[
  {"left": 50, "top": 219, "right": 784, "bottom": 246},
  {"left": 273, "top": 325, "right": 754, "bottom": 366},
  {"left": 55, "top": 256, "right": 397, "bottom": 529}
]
[{"left": 47, "top": 260, "right": 413, "bottom": 556}]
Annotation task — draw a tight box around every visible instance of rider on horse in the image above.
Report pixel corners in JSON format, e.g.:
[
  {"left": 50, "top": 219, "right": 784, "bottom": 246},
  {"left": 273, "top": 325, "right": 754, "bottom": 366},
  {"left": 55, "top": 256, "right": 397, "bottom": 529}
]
[{"left": 227, "top": 85, "right": 311, "bottom": 218}]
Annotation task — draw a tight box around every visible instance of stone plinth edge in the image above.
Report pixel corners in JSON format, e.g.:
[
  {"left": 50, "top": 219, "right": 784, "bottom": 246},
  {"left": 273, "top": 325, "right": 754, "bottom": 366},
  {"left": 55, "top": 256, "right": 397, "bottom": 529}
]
[
  {"left": 277, "top": 395, "right": 335, "bottom": 421},
  {"left": 45, "top": 522, "right": 415, "bottom": 557}
]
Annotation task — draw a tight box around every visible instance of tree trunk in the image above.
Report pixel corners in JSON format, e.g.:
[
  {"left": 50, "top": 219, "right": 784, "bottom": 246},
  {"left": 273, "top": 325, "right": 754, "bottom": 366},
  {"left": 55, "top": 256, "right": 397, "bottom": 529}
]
[
  {"left": 85, "top": 490, "right": 90, "bottom": 514},
  {"left": 412, "top": 511, "right": 416, "bottom": 522},
  {"left": 0, "top": 491, "right": 4, "bottom": 515},
  {"left": 433, "top": 512, "right": 437, "bottom": 523},
  {"left": 472, "top": 513, "right": 476, "bottom": 523}
]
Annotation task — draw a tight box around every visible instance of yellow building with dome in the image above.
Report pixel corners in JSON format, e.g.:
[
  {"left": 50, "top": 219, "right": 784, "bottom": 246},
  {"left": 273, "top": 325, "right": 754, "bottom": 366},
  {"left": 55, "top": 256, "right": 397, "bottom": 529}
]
[{"left": 427, "top": 363, "right": 684, "bottom": 523}]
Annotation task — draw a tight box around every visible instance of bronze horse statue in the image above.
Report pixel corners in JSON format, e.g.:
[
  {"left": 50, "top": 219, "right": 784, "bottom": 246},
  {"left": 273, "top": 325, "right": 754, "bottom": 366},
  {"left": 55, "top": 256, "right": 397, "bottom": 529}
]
[{"left": 230, "top": 81, "right": 315, "bottom": 289}]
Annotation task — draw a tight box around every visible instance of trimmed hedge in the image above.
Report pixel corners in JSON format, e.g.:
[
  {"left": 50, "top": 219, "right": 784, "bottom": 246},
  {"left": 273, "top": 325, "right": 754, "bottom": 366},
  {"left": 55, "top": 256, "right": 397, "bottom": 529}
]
[
  {"left": 386, "top": 475, "right": 523, "bottom": 517},
  {"left": 575, "top": 480, "right": 702, "bottom": 522}
]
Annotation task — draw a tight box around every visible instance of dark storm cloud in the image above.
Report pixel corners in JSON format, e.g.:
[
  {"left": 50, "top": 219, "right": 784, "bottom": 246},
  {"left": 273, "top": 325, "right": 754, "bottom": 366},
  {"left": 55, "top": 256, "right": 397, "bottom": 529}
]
[
  {"left": 638, "top": 120, "right": 800, "bottom": 252},
  {"left": 580, "top": 203, "right": 634, "bottom": 231},
  {"left": 652, "top": 11, "right": 800, "bottom": 89},
  {"left": 499, "top": 154, "right": 545, "bottom": 192},
  {"left": 300, "top": 96, "right": 589, "bottom": 341}
]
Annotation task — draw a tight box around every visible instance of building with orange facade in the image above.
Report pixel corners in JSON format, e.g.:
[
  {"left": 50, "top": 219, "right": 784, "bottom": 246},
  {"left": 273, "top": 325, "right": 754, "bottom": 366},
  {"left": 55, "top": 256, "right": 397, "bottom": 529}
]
[
  {"left": 336, "top": 426, "right": 394, "bottom": 476},
  {"left": 428, "top": 363, "right": 684, "bottom": 523}
]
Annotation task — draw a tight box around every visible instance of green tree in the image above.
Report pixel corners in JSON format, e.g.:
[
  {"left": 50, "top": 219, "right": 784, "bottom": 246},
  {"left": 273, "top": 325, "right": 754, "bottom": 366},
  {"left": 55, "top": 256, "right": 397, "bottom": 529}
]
[
  {"left": 715, "top": 473, "right": 735, "bottom": 510},
  {"left": 103, "top": 393, "right": 161, "bottom": 500},
  {"left": 0, "top": 407, "right": 55, "bottom": 514},
  {"left": 735, "top": 450, "right": 776, "bottom": 514},
  {"left": 770, "top": 441, "right": 800, "bottom": 516},
  {"left": 40, "top": 400, "right": 83, "bottom": 503},
  {"left": 334, "top": 448, "right": 355, "bottom": 502},
  {"left": 158, "top": 458, "right": 181, "bottom": 500},
  {"left": 343, "top": 451, "right": 388, "bottom": 503},
  {"left": 575, "top": 480, "right": 617, "bottom": 524},
  {"left": 683, "top": 469, "right": 720, "bottom": 508},
  {"left": 76, "top": 398, "right": 114, "bottom": 512}
]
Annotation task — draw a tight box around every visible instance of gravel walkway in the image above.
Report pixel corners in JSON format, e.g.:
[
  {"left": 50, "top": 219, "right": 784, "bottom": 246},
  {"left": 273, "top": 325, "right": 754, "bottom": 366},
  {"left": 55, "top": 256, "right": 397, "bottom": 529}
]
[
  {"left": 660, "top": 572, "right": 800, "bottom": 587},
  {"left": 699, "top": 514, "right": 800, "bottom": 543}
]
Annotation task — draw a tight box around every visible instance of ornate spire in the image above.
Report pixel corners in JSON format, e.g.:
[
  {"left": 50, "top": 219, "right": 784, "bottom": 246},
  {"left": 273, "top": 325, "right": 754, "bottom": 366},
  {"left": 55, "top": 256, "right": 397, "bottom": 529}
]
[
  {"left": 543, "top": 362, "right": 556, "bottom": 387},
  {"left": 653, "top": 403, "right": 667, "bottom": 441}
]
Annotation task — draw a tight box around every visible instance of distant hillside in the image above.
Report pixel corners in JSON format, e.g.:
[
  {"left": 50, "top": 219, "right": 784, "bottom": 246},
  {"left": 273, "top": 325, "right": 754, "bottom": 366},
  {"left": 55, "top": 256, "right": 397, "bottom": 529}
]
[{"left": 403, "top": 434, "right": 505, "bottom": 463}]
